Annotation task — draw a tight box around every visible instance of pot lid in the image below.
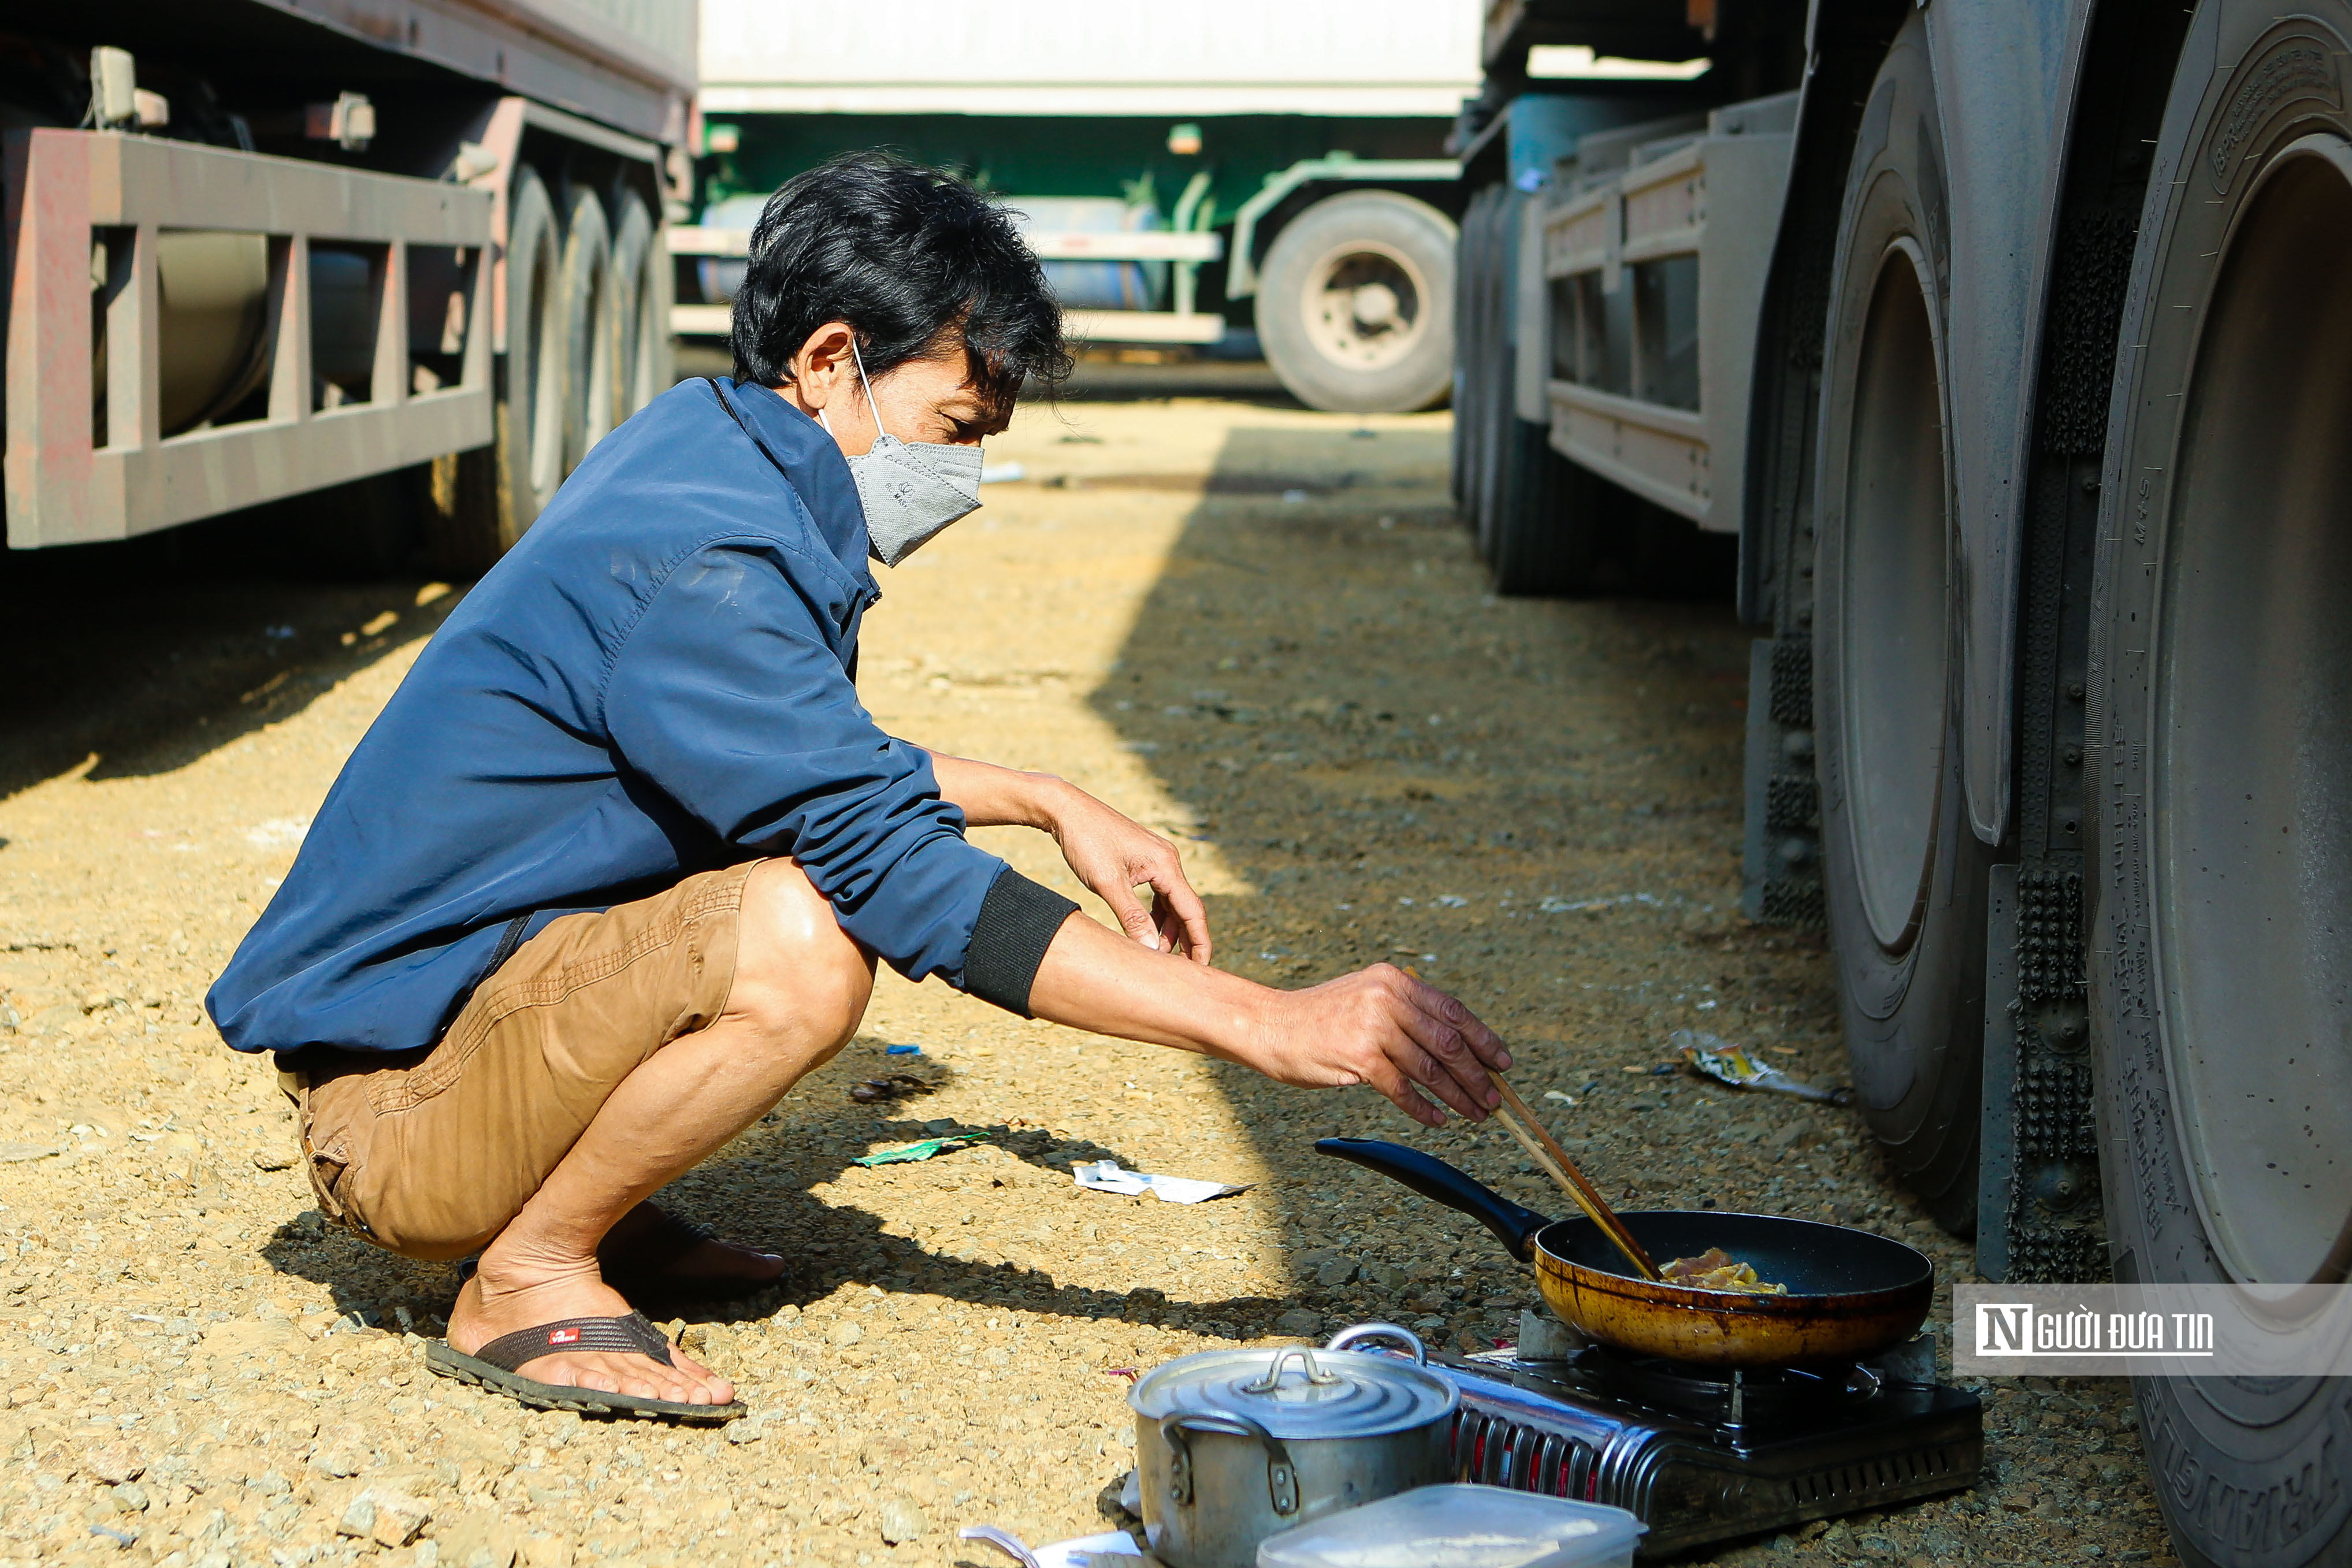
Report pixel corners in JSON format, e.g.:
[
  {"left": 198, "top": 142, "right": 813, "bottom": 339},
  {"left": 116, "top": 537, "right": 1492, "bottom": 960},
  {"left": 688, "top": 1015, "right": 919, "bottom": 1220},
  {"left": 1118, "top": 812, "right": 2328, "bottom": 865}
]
[{"left": 1129, "top": 1324, "right": 1458, "bottom": 1440}]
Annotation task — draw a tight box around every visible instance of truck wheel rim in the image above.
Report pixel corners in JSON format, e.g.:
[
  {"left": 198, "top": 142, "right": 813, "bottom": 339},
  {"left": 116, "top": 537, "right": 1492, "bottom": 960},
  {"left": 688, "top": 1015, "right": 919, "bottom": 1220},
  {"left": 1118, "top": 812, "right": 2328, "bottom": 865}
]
[
  {"left": 1838, "top": 241, "right": 1949, "bottom": 954},
  {"left": 2154, "top": 139, "right": 2352, "bottom": 1285},
  {"left": 1300, "top": 241, "right": 1427, "bottom": 370}
]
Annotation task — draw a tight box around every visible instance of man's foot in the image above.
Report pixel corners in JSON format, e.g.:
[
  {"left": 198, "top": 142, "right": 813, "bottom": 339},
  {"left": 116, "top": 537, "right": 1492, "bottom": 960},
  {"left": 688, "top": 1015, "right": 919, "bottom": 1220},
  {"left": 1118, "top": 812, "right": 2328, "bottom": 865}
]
[
  {"left": 597, "top": 1201, "right": 788, "bottom": 1301},
  {"left": 446, "top": 1260, "right": 734, "bottom": 1405}
]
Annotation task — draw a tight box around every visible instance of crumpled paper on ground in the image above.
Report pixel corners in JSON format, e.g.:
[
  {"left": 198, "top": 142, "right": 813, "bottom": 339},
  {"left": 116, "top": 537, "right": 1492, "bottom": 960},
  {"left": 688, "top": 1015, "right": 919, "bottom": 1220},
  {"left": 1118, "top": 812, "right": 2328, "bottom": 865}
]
[
  {"left": 1672, "top": 1030, "right": 1853, "bottom": 1105},
  {"left": 1073, "top": 1158, "right": 1249, "bottom": 1203}
]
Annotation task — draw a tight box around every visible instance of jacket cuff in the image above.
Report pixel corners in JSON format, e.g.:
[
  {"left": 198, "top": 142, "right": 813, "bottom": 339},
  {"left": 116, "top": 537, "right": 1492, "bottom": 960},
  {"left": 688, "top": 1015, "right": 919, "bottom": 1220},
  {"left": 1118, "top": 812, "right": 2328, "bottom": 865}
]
[{"left": 963, "top": 866, "right": 1079, "bottom": 1016}]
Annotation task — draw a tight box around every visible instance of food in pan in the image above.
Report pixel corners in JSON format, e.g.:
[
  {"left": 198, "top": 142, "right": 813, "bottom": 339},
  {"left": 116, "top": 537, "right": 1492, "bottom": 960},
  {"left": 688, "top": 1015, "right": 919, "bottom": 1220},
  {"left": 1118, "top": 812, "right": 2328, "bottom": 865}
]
[{"left": 1660, "top": 1247, "right": 1788, "bottom": 1294}]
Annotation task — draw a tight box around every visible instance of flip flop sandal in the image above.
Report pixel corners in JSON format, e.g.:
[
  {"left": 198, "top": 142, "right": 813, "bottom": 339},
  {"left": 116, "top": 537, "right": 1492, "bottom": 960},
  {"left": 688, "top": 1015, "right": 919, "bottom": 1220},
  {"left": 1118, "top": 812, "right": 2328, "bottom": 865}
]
[{"left": 425, "top": 1311, "right": 745, "bottom": 1425}]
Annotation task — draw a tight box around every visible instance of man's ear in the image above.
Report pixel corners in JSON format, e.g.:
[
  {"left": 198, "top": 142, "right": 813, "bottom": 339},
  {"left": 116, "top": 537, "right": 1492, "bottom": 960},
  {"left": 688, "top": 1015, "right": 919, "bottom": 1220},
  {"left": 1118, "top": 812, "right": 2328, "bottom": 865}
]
[{"left": 790, "top": 321, "right": 859, "bottom": 411}]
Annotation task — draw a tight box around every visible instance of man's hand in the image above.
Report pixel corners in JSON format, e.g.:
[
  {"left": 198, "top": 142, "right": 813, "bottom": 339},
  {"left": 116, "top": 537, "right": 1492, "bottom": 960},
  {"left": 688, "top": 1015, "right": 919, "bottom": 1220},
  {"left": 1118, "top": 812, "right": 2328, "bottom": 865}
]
[
  {"left": 924, "top": 751, "right": 1212, "bottom": 963},
  {"left": 1025, "top": 917, "right": 1510, "bottom": 1128},
  {"left": 1041, "top": 788, "right": 1212, "bottom": 963},
  {"left": 1236, "top": 962, "right": 1510, "bottom": 1126}
]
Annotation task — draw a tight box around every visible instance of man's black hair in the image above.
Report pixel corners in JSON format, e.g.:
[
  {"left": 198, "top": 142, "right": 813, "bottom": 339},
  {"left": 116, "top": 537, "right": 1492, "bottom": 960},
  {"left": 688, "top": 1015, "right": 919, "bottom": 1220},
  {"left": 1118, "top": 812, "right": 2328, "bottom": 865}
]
[{"left": 730, "top": 151, "right": 1070, "bottom": 422}]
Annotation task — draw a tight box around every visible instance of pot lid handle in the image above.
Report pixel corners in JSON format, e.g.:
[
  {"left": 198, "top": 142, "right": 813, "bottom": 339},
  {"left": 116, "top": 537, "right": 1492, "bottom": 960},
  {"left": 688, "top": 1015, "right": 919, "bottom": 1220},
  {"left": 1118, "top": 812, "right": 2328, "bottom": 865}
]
[
  {"left": 1240, "top": 1344, "right": 1341, "bottom": 1392},
  {"left": 1322, "top": 1322, "right": 1429, "bottom": 1365}
]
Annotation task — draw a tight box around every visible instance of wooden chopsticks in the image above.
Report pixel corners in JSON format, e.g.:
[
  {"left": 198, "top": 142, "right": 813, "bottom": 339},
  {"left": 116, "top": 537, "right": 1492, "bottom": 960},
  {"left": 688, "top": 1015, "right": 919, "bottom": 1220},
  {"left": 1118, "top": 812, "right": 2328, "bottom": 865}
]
[{"left": 1487, "top": 1073, "right": 1662, "bottom": 1282}]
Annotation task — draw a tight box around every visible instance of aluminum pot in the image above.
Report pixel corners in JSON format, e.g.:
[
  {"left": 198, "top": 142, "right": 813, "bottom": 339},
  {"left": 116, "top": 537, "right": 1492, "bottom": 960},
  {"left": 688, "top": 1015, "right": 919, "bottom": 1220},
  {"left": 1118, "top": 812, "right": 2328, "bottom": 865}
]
[{"left": 1128, "top": 1324, "right": 1458, "bottom": 1568}]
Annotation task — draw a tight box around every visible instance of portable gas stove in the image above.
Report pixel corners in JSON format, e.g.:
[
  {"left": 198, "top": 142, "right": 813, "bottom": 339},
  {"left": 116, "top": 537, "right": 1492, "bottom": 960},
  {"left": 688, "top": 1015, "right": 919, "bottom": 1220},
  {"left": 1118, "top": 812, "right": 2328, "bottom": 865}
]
[{"left": 1418, "top": 1316, "right": 1982, "bottom": 1559}]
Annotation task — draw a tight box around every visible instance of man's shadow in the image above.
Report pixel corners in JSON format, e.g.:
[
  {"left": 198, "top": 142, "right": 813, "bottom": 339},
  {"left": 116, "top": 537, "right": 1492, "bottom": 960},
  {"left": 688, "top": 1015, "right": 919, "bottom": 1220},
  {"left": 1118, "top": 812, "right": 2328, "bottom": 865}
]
[{"left": 258, "top": 1042, "right": 1293, "bottom": 1340}]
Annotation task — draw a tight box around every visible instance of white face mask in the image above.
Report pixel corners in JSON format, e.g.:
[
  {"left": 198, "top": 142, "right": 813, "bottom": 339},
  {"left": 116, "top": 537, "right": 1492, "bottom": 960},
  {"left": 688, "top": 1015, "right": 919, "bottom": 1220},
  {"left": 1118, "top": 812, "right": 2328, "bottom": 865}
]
[{"left": 819, "top": 340, "right": 984, "bottom": 567}]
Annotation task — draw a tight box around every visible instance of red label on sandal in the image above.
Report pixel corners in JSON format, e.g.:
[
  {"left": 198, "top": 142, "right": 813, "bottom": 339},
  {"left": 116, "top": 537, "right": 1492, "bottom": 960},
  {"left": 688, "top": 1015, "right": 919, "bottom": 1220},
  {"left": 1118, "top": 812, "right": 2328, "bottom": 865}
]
[{"left": 549, "top": 1328, "right": 581, "bottom": 1346}]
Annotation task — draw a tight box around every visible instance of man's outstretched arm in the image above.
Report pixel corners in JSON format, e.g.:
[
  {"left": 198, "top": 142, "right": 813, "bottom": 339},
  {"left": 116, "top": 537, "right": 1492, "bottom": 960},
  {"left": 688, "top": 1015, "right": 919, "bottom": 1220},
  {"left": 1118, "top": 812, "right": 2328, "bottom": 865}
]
[
  {"left": 920, "top": 750, "right": 1503, "bottom": 1124},
  {"left": 1024, "top": 910, "right": 1509, "bottom": 1129},
  {"left": 925, "top": 751, "right": 1212, "bottom": 962}
]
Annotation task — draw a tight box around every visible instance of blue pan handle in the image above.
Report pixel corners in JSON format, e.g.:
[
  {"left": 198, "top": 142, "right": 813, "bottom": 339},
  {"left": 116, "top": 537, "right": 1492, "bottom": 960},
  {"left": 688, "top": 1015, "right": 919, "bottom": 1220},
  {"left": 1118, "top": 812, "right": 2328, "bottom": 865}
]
[{"left": 1315, "top": 1138, "right": 1552, "bottom": 1262}]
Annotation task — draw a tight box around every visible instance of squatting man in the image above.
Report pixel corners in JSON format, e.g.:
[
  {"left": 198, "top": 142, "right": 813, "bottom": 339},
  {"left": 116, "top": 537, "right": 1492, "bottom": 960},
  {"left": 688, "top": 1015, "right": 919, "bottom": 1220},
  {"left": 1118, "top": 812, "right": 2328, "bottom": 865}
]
[{"left": 211, "top": 154, "right": 1510, "bottom": 1422}]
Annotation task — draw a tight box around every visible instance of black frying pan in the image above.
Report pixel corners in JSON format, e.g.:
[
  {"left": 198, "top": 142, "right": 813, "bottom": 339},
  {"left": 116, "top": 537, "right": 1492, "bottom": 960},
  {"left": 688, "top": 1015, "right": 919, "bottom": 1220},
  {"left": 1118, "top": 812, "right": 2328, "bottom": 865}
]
[{"left": 1319, "top": 1139, "right": 1934, "bottom": 1366}]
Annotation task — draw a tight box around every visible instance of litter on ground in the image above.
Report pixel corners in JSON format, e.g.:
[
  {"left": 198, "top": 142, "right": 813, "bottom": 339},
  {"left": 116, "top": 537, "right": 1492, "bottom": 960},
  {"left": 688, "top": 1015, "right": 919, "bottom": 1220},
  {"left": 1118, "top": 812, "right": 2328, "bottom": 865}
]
[
  {"left": 1673, "top": 1030, "right": 1853, "bottom": 1105},
  {"left": 1072, "top": 1159, "right": 1250, "bottom": 1204},
  {"left": 852, "top": 1135, "right": 986, "bottom": 1167}
]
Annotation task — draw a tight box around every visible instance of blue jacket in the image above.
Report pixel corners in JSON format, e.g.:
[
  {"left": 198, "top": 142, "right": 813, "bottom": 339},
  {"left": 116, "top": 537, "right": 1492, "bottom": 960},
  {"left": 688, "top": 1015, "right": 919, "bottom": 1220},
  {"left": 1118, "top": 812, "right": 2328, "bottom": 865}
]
[{"left": 210, "top": 378, "right": 1060, "bottom": 1057}]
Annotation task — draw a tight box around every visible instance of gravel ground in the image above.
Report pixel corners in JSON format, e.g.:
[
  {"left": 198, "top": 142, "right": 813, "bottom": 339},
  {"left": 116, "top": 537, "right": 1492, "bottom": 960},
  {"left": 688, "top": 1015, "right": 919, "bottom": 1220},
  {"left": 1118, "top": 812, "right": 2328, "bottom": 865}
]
[{"left": 0, "top": 397, "right": 2167, "bottom": 1567}]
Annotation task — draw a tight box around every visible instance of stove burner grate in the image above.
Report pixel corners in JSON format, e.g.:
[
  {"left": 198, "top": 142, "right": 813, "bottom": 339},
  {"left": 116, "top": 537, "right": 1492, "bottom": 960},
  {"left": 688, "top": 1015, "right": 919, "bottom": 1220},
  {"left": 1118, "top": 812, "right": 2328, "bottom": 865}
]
[{"left": 1592, "top": 1348, "right": 1889, "bottom": 1427}]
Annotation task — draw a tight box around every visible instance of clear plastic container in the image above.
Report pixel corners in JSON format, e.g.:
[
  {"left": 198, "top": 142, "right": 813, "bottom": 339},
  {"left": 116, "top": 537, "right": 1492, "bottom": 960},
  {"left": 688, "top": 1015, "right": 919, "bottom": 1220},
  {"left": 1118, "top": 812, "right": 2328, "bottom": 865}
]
[{"left": 1255, "top": 1485, "right": 1647, "bottom": 1568}]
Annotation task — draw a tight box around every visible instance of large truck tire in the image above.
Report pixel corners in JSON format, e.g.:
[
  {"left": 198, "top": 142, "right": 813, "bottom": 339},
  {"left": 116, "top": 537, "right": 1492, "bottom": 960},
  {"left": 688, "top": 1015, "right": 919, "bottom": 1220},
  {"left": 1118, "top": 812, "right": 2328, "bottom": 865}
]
[
  {"left": 559, "top": 185, "right": 616, "bottom": 471},
  {"left": 425, "top": 166, "right": 565, "bottom": 577},
  {"left": 1257, "top": 190, "right": 1455, "bottom": 414},
  {"left": 608, "top": 187, "right": 665, "bottom": 424},
  {"left": 1448, "top": 192, "right": 1479, "bottom": 514},
  {"left": 2089, "top": 4, "right": 2352, "bottom": 1560},
  {"left": 1451, "top": 187, "right": 1508, "bottom": 515},
  {"left": 1458, "top": 186, "right": 1495, "bottom": 547},
  {"left": 1811, "top": 17, "right": 1989, "bottom": 1233},
  {"left": 1463, "top": 188, "right": 1515, "bottom": 561},
  {"left": 1488, "top": 418, "right": 1603, "bottom": 597}
]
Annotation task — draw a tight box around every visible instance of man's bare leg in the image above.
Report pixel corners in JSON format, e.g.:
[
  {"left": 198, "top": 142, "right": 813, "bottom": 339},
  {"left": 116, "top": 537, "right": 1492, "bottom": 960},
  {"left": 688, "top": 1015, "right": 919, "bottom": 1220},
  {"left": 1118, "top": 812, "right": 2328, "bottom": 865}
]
[{"left": 444, "top": 860, "right": 872, "bottom": 1402}]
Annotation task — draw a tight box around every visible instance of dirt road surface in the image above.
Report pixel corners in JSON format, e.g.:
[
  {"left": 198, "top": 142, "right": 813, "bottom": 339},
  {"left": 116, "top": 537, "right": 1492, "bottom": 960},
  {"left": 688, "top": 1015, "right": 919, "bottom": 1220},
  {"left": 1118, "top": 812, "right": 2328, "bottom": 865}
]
[{"left": 0, "top": 396, "right": 2166, "bottom": 1566}]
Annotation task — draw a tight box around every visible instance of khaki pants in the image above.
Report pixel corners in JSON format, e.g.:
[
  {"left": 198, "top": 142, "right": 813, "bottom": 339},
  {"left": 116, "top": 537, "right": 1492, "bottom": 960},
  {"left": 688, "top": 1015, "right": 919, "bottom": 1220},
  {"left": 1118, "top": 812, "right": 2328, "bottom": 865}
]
[{"left": 282, "top": 862, "right": 757, "bottom": 1259}]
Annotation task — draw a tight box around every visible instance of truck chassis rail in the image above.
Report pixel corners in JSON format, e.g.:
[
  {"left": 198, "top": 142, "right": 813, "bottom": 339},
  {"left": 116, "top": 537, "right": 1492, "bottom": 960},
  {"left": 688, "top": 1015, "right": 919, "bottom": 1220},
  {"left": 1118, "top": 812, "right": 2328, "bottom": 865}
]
[{"left": 1540, "top": 106, "right": 1793, "bottom": 536}]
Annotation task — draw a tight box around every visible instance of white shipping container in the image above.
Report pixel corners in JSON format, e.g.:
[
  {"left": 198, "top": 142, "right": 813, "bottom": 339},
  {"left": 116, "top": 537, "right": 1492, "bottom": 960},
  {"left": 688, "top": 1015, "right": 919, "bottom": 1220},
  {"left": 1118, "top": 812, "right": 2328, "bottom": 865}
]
[{"left": 697, "top": 0, "right": 1483, "bottom": 117}]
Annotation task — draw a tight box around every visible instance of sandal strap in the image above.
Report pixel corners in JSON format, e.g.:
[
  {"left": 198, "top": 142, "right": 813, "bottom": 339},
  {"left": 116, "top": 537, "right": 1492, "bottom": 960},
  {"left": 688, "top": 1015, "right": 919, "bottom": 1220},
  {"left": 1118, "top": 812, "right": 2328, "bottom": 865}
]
[{"left": 472, "top": 1312, "right": 675, "bottom": 1373}]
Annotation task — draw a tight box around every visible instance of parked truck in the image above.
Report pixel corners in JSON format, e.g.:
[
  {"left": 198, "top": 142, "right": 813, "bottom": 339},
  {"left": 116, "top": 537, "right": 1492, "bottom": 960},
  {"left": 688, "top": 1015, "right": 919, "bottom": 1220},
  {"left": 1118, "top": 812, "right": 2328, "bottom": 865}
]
[
  {"left": 674, "top": 0, "right": 1477, "bottom": 415},
  {"left": 2, "top": 0, "right": 695, "bottom": 575},
  {"left": 1461, "top": 3, "right": 2352, "bottom": 1559}
]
